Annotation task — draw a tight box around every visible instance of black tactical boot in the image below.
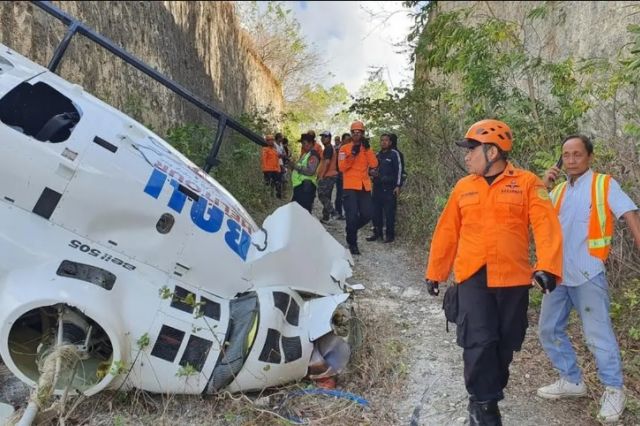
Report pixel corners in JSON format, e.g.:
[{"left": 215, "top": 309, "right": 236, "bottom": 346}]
[
  {"left": 468, "top": 400, "right": 502, "bottom": 426},
  {"left": 349, "top": 244, "right": 361, "bottom": 255}
]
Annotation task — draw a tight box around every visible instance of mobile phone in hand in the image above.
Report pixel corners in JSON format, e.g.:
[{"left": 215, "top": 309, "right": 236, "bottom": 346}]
[{"left": 555, "top": 156, "right": 563, "bottom": 169}]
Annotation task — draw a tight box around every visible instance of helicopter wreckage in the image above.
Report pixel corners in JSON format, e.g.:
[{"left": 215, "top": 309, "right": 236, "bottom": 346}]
[{"left": 0, "top": 2, "right": 362, "bottom": 423}]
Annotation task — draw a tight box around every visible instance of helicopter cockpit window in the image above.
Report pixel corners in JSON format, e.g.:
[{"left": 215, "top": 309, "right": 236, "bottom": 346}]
[{"left": 0, "top": 81, "right": 81, "bottom": 143}]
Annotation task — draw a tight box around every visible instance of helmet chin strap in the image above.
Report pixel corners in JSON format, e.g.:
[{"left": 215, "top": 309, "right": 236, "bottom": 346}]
[{"left": 482, "top": 144, "right": 498, "bottom": 176}]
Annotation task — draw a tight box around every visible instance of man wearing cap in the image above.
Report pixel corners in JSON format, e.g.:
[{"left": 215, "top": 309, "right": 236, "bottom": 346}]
[
  {"left": 317, "top": 131, "right": 339, "bottom": 223},
  {"left": 423, "top": 119, "right": 563, "bottom": 426},
  {"left": 290, "top": 133, "right": 320, "bottom": 213},
  {"left": 338, "top": 121, "right": 378, "bottom": 255},
  {"left": 303, "top": 130, "right": 324, "bottom": 158}
]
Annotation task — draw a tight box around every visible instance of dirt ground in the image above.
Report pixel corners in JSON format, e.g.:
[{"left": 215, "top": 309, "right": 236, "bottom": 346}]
[{"left": 322, "top": 216, "right": 639, "bottom": 426}]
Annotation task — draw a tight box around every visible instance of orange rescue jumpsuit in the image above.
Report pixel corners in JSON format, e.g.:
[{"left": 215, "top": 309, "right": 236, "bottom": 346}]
[
  {"left": 425, "top": 162, "right": 562, "bottom": 286},
  {"left": 424, "top": 161, "right": 563, "bottom": 403}
]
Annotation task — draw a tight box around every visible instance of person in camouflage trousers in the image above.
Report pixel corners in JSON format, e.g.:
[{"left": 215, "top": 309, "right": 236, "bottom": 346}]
[{"left": 317, "top": 130, "right": 338, "bottom": 223}]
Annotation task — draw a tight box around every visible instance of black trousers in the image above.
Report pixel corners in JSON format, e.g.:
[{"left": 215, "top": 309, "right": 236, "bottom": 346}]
[
  {"left": 371, "top": 186, "right": 397, "bottom": 238},
  {"left": 456, "top": 266, "right": 529, "bottom": 402},
  {"left": 343, "top": 189, "right": 372, "bottom": 246},
  {"left": 334, "top": 174, "right": 343, "bottom": 215},
  {"left": 263, "top": 171, "right": 282, "bottom": 198},
  {"left": 292, "top": 181, "right": 316, "bottom": 213}
]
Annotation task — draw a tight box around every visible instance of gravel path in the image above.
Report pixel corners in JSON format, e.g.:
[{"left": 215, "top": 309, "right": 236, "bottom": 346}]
[{"left": 321, "top": 217, "right": 609, "bottom": 426}]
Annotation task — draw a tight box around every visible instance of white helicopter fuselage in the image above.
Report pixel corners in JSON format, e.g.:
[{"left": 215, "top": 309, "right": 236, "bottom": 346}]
[{"left": 0, "top": 43, "right": 354, "bottom": 399}]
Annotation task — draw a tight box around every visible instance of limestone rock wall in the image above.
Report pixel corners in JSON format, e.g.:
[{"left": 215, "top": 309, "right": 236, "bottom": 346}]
[
  {"left": 415, "top": 1, "right": 640, "bottom": 141},
  {"left": 433, "top": 1, "right": 639, "bottom": 63},
  {"left": 0, "top": 1, "right": 283, "bottom": 133}
]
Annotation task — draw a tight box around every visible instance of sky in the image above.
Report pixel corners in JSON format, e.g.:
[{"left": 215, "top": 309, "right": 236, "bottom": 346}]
[{"left": 291, "top": 1, "right": 416, "bottom": 94}]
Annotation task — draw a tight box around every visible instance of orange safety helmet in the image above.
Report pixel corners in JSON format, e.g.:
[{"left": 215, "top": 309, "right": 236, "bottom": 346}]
[
  {"left": 456, "top": 119, "right": 513, "bottom": 152},
  {"left": 350, "top": 120, "right": 365, "bottom": 132}
]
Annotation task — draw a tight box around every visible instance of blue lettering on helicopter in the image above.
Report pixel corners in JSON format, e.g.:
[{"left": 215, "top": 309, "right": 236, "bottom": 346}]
[
  {"left": 191, "top": 197, "right": 224, "bottom": 233},
  {"left": 143, "top": 168, "right": 250, "bottom": 260},
  {"left": 224, "top": 219, "right": 251, "bottom": 260},
  {"left": 168, "top": 179, "right": 188, "bottom": 213}
]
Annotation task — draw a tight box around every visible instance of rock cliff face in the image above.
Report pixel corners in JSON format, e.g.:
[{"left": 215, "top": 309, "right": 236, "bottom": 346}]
[
  {"left": 0, "top": 1, "right": 283, "bottom": 133},
  {"left": 432, "top": 1, "right": 639, "bottom": 63},
  {"left": 416, "top": 1, "right": 640, "bottom": 86},
  {"left": 415, "top": 1, "right": 640, "bottom": 141}
]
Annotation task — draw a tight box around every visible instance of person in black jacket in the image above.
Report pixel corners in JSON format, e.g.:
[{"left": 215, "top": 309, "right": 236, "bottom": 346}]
[
  {"left": 367, "top": 133, "right": 402, "bottom": 243},
  {"left": 389, "top": 133, "right": 407, "bottom": 188}
]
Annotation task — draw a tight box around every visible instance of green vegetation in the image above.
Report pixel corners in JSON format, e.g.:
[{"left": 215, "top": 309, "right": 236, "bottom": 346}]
[
  {"left": 351, "top": 0, "right": 640, "bottom": 398},
  {"left": 353, "top": 3, "right": 640, "bottom": 239},
  {"left": 236, "top": 1, "right": 324, "bottom": 101}
]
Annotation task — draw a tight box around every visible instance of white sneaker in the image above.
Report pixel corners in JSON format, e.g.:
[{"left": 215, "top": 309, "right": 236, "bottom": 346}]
[
  {"left": 598, "top": 386, "right": 625, "bottom": 423},
  {"left": 537, "top": 378, "right": 587, "bottom": 399}
]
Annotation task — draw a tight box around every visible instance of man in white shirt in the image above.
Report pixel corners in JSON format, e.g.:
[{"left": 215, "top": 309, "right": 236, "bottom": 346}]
[{"left": 537, "top": 134, "right": 640, "bottom": 423}]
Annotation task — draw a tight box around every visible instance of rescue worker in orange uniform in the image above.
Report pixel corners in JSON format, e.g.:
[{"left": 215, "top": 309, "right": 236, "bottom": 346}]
[
  {"left": 261, "top": 134, "right": 282, "bottom": 198},
  {"left": 338, "top": 120, "right": 378, "bottom": 255},
  {"left": 424, "top": 119, "right": 563, "bottom": 426}
]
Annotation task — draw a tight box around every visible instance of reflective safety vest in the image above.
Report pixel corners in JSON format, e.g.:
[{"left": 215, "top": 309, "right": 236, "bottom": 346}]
[
  {"left": 320, "top": 146, "right": 338, "bottom": 178},
  {"left": 291, "top": 151, "right": 318, "bottom": 188},
  {"left": 550, "top": 173, "right": 614, "bottom": 260}
]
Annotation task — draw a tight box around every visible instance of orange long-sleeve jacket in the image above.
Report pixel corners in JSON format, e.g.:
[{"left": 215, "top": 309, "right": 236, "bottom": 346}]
[
  {"left": 338, "top": 142, "right": 378, "bottom": 191},
  {"left": 425, "top": 162, "right": 563, "bottom": 287},
  {"left": 261, "top": 146, "right": 280, "bottom": 172}
]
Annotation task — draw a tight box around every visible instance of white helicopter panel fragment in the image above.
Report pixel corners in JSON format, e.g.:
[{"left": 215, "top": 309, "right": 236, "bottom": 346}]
[
  {"left": 305, "top": 293, "right": 350, "bottom": 341},
  {"left": 244, "top": 203, "right": 353, "bottom": 295}
]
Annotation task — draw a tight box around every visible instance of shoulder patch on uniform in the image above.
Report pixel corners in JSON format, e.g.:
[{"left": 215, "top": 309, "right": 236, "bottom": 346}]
[
  {"left": 338, "top": 152, "right": 346, "bottom": 160},
  {"left": 537, "top": 187, "right": 550, "bottom": 200}
]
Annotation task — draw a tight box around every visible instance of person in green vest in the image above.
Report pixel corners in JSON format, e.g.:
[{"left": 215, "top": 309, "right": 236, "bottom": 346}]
[
  {"left": 289, "top": 133, "right": 320, "bottom": 213},
  {"left": 537, "top": 134, "right": 640, "bottom": 423}
]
